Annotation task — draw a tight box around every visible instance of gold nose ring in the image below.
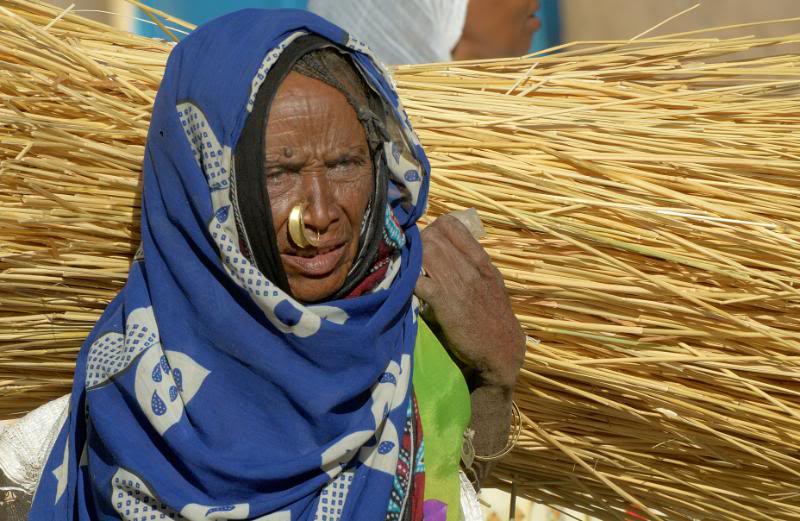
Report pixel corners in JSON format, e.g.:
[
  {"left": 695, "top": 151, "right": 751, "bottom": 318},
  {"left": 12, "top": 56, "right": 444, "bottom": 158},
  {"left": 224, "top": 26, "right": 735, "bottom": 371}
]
[{"left": 288, "top": 203, "right": 320, "bottom": 248}]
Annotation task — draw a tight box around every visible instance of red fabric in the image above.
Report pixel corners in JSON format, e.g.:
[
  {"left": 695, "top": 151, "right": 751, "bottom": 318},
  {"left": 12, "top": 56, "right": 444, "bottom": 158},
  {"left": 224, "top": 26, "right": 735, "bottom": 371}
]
[
  {"left": 409, "top": 394, "right": 426, "bottom": 521},
  {"left": 346, "top": 239, "right": 394, "bottom": 298}
]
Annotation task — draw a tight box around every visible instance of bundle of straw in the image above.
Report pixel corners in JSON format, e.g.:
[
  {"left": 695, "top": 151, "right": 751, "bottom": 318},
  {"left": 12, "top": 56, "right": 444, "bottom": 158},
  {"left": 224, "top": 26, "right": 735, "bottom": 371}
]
[{"left": 2, "top": 1, "right": 800, "bottom": 519}]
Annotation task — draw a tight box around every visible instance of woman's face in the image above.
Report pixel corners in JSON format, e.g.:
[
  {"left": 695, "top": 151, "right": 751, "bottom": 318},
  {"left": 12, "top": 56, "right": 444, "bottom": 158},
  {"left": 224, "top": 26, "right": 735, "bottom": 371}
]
[{"left": 265, "top": 72, "right": 374, "bottom": 303}]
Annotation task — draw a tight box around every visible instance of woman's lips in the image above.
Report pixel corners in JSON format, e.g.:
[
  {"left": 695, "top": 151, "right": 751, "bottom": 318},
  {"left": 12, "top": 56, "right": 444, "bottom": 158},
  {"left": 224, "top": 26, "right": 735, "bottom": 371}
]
[{"left": 281, "top": 243, "right": 347, "bottom": 277}]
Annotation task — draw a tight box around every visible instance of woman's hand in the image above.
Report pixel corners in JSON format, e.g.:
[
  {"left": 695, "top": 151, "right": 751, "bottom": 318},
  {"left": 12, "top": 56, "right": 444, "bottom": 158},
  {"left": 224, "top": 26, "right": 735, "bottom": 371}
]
[{"left": 415, "top": 214, "right": 526, "bottom": 390}]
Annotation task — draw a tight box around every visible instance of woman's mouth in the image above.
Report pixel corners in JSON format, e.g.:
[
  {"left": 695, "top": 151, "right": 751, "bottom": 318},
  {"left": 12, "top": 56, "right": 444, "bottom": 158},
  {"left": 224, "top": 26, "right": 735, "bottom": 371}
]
[{"left": 281, "top": 243, "right": 347, "bottom": 277}]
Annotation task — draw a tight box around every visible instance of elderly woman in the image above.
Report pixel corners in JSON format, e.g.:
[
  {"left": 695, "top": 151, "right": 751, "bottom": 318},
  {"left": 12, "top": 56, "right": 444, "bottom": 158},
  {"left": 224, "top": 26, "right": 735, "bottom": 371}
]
[{"left": 12, "top": 9, "right": 525, "bottom": 521}]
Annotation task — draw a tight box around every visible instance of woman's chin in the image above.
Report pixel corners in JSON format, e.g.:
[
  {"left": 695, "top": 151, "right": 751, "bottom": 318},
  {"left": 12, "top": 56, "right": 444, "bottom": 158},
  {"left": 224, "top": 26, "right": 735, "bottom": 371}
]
[{"left": 286, "top": 266, "right": 350, "bottom": 303}]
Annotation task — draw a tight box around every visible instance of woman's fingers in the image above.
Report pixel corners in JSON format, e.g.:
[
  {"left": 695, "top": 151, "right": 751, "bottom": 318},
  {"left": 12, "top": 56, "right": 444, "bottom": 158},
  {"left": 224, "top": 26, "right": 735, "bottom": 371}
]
[
  {"left": 414, "top": 272, "right": 437, "bottom": 303},
  {"left": 414, "top": 275, "right": 439, "bottom": 324},
  {"left": 421, "top": 221, "right": 471, "bottom": 284},
  {"left": 417, "top": 219, "right": 473, "bottom": 319},
  {"left": 429, "top": 214, "right": 491, "bottom": 269},
  {"left": 415, "top": 214, "right": 525, "bottom": 387}
]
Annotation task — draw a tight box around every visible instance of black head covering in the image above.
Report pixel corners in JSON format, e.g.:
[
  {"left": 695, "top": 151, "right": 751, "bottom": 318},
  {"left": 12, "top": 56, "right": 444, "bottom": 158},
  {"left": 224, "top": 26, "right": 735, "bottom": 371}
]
[{"left": 233, "top": 35, "right": 390, "bottom": 301}]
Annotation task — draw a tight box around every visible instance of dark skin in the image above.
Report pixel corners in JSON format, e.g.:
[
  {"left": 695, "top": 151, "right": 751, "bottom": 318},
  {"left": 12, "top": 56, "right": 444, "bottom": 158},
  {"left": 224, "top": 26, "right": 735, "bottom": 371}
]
[
  {"left": 267, "top": 73, "right": 526, "bottom": 485},
  {"left": 415, "top": 215, "right": 526, "bottom": 482},
  {"left": 452, "top": 0, "right": 541, "bottom": 60},
  {"left": 266, "top": 72, "right": 374, "bottom": 303}
]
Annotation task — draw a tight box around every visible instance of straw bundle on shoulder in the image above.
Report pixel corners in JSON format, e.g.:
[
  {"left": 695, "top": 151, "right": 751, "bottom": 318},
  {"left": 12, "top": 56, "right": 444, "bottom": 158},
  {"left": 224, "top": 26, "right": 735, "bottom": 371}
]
[{"left": 2, "top": 1, "right": 800, "bottom": 519}]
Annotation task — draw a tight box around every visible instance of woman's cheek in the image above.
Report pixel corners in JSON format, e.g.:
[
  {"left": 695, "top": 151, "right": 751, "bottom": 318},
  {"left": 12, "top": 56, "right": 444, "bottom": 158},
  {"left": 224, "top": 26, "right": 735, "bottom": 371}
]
[
  {"left": 267, "top": 198, "right": 293, "bottom": 249},
  {"left": 338, "top": 174, "right": 374, "bottom": 222}
]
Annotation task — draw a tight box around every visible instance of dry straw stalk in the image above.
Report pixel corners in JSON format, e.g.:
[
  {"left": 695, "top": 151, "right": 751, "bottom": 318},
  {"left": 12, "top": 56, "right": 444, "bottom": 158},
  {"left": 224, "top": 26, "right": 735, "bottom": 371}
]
[{"left": 2, "top": 1, "right": 800, "bottom": 519}]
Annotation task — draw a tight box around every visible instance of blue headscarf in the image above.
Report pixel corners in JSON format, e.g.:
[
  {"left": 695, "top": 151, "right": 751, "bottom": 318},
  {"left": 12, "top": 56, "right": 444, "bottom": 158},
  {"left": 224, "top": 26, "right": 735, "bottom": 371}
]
[{"left": 30, "top": 9, "right": 431, "bottom": 521}]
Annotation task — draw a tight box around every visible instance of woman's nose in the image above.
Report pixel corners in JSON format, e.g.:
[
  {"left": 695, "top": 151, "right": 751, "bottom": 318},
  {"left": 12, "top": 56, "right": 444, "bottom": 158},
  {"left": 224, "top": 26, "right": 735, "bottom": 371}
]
[{"left": 300, "top": 169, "right": 337, "bottom": 234}]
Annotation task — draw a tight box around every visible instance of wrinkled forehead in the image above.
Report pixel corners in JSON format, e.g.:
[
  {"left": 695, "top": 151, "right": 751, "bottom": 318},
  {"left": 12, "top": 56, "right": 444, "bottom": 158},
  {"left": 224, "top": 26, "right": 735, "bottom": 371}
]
[
  {"left": 245, "top": 32, "right": 427, "bottom": 213},
  {"left": 264, "top": 73, "right": 371, "bottom": 156},
  {"left": 168, "top": 15, "right": 429, "bottom": 224}
]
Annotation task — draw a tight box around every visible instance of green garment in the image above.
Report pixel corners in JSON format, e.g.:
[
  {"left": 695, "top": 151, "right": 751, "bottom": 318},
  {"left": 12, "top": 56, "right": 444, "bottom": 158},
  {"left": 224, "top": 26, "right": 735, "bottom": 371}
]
[{"left": 413, "top": 319, "right": 472, "bottom": 521}]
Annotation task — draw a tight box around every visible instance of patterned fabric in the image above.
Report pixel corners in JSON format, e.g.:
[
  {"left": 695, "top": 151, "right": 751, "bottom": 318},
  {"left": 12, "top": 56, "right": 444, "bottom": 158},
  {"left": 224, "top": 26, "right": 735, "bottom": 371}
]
[
  {"left": 312, "top": 470, "right": 353, "bottom": 521},
  {"left": 348, "top": 207, "right": 406, "bottom": 299},
  {"left": 28, "top": 10, "right": 431, "bottom": 521},
  {"left": 385, "top": 395, "right": 424, "bottom": 521}
]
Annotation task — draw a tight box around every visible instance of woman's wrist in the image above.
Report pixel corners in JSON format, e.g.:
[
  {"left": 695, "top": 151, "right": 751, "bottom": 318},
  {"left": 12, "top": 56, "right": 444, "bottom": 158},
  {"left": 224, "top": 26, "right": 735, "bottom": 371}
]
[
  {"left": 473, "top": 369, "right": 517, "bottom": 392},
  {"left": 466, "top": 365, "right": 517, "bottom": 405},
  {"left": 473, "top": 334, "right": 526, "bottom": 390},
  {"left": 466, "top": 382, "right": 516, "bottom": 485}
]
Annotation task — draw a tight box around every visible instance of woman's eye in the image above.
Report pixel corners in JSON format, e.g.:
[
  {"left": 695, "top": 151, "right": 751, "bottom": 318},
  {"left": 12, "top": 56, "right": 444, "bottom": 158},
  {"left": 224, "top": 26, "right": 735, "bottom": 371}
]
[
  {"left": 265, "top": 169, "right": 298, "bottom": 196},
  {"left": 267, "top": 167, "right": 297, "bottom": 179},
  {"left": 266, "top": 169, "right": 298, "bottom": 190},
  {"left": 331, "top": 157, "right": 364, "bottom": 170}
]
